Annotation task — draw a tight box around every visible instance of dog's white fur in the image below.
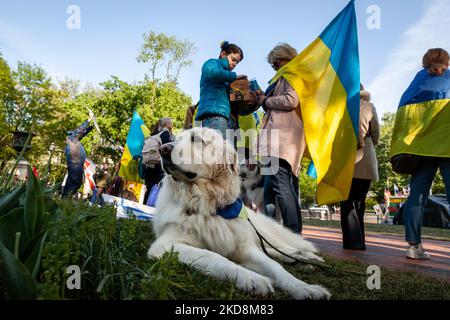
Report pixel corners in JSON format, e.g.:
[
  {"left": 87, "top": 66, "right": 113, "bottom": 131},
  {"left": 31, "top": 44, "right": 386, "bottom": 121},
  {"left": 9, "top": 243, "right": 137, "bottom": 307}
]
[
  {"left": 239, "top": 164, "right": 265, "bottom": 213},
  {"left": 148, "top": 128, "right": 331, "bottom": 299}
]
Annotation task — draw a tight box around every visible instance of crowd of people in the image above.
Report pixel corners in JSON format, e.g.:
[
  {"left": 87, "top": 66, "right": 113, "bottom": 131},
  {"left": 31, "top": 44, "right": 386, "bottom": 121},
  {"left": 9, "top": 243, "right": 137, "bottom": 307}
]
[
  {"left": 60, "top": 42, "right": 450, "bottom": 261},
  {"left": 193, "top": 42, "right": 449, "bottom": 260}
]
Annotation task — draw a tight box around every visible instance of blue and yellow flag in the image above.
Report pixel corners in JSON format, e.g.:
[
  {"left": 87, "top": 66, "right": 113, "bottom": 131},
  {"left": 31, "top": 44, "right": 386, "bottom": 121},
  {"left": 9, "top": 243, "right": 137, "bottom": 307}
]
[
  {"left": 271, "top": 1, "right": 360, "bottom": 205},
  {"left": 118, "top": 111, "right": 151, "bottom": 182},
  {"left": 390, "top": 69, "right": 450, "bottom": 159}
]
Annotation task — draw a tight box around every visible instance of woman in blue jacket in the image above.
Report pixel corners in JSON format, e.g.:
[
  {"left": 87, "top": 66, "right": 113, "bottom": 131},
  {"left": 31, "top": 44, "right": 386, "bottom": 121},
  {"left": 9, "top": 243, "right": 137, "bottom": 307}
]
[{"left": 195, "top": 41, "right": 247, "bottom": 139}]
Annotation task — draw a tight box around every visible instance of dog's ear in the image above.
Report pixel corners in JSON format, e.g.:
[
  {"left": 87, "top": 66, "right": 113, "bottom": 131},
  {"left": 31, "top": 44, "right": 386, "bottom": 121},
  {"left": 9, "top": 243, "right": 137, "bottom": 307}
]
[{"left": 232, "top": 152, "right": 240, "bottom": 175}]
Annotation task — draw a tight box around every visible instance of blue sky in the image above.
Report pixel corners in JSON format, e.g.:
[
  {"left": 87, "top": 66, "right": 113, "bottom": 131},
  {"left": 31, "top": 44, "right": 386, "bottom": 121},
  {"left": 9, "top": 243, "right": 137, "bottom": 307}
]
[{"left": 1, "top": 0, "right": 449, "bottom": 116}]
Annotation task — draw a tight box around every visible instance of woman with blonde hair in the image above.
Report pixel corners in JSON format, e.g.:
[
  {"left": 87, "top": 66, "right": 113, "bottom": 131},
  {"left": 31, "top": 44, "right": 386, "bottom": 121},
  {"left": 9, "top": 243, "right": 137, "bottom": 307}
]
[
  {"left": 151, "top": 117, "right": 174, "bottom": 138},
  {"left": 340, "top": 84, "right": 379, "bottom": 250},
  {"left": 390, "top": 48, "right": 450, "bottom": 259},
  {"left": 255, "top": 43, "right": 305, "bottom": 234}
]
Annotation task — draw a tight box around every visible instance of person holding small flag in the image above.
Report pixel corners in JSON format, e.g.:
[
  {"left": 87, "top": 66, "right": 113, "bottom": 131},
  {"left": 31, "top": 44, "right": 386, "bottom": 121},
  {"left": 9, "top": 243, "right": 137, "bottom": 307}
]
[{"left": 62, "top": 114, "right": 95, "bottom": 197}]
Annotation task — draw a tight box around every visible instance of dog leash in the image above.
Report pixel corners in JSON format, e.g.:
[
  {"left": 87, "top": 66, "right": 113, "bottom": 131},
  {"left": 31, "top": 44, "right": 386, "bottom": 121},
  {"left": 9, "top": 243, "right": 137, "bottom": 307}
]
[{"left": 247, "top": 218, "right": 366, "bottom": 277}]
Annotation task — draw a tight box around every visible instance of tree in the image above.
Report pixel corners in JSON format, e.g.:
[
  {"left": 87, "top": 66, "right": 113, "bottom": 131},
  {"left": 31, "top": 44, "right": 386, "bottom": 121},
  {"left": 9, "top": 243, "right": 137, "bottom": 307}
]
[
  {"left": 6, "top": 62, "right": 56, "bottom": 132},
  {"left": 58, "top": 77, "right": 81, "bottom": 101},
  {"left": 0, "top": 61, "right": 64, "bottom": 164},
  {"left": 137, "top": 31, "right": 196, "bottom": 83},
  {"left": 166, "top": 39, "right": 196, "bottom": 82},
  {"left": 298, "top": 159, "right": 317, "bottom": 207},
  {"left": 56, "top": 76, "right": 192, "bottom": 165},
  {"left": 0, "top": 55, "right": 16, "bottom": 158}
]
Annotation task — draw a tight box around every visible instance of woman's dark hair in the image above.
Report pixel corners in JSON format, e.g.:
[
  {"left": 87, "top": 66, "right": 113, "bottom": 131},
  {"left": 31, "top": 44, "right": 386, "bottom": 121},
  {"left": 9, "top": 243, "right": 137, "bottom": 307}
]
[
  {"left": 220, "top": 41, "right": 244, "bottom": 61},
  {"left": 423, "top": 48, "right": 449, "bottom": 75}
]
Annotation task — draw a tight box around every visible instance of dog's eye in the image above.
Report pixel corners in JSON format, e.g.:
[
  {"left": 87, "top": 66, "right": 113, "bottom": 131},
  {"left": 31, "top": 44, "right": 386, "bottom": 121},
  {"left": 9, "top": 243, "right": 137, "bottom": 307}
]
[
  {"left": 191, "top": 134, "right": 207, "bottom": 144},
  {"left": 191, "top": 134, "right": 199, "bottom": 142}
]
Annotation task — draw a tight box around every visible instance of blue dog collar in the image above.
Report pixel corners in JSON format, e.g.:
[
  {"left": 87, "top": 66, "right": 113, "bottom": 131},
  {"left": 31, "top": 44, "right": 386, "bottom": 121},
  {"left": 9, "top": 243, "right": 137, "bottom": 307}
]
[{"left": 216, "top": 198, "right": 248, "bottom": 220}]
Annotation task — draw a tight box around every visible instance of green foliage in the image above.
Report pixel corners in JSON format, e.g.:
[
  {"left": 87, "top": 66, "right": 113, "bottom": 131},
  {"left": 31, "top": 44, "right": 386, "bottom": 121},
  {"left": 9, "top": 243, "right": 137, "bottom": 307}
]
[
  {"left": 0, "top": 57, "right": 17, "bottom": 160},
  {"left": 0, "top": 61, "right": 192, "bottom": 182},
  {"left": 298, "top": 160, "right": 317, "bottom": 207},
  {"left": 0, "top": 167, "right": 60, "bottom": 299},
  {"left": 36, "top": 201, "right": 246, "bottom": 300},
  {"left": 6, "top": 62, "right": 58, "bottom": 132},
  {"left": 0, "top": 45, "right": 192, "bottom": 183},
  {"left": 137, "top": 31, "right": 197, "bottom": 82},
  {"left": 56, "top": 77, "right": 191, "bottom": 166},
  {"left": 371, "top": 112, "right": 408, "bottom": 201},
  {"left": 365, "top": 197, "right": 378, "bottom": 210}
]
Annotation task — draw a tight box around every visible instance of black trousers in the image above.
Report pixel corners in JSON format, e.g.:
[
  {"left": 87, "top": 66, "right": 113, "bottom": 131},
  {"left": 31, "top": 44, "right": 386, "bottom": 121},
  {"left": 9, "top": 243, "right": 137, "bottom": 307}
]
[
  {"left": 263, "top": 158, "right": 302, "bottom": 234},
  {"left": 62, "top": 163, "right": 83, "bottom": 198},
  {"left": 340, "top": 178, "right": 371, "bottom": 249},
  {"left": 143, "top": 164, "right": 165, "bottom": 205}
]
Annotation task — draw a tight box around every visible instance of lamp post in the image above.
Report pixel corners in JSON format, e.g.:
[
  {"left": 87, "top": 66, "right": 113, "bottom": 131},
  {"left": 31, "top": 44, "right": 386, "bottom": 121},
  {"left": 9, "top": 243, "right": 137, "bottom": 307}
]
[
  {"left": 11, "top": 130, "right": 36, "bottom": 181},
  {"left": 42, "top": 142, "right": 57, "bottom": 180}
]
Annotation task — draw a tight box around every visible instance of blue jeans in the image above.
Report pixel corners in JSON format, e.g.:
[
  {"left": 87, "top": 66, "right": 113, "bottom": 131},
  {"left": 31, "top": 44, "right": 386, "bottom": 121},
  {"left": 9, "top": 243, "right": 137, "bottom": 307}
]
[
  {"left": 263, "top": 157, "right": 302, "bottom": 234},
  {"left": 404, "top": 157, "right": 450, "bottom": 244},
  {"left": 62, "top": 163, "right": 84, "bottom": 197},
  {"left": 201, "top": 116, "right": 229, "bottom": 140}
]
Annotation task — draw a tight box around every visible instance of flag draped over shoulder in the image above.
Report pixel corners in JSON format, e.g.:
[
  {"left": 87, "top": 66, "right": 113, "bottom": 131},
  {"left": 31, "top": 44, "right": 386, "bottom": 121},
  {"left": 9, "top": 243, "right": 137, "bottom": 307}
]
[
  {"left": 118, "top": 111, "right": 151, "bottom": 182},
  {"left": 271, "top": 0, "right": 360, "bottom": 205},
  {"left": 390, "top": 69, "right": 450, "bottom": 159}
]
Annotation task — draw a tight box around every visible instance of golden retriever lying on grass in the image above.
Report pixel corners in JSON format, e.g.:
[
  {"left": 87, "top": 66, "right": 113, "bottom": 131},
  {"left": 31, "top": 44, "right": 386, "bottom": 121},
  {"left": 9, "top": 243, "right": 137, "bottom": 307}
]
[{"left": 147, "top": 127, "right": 331, "bottom": 300}]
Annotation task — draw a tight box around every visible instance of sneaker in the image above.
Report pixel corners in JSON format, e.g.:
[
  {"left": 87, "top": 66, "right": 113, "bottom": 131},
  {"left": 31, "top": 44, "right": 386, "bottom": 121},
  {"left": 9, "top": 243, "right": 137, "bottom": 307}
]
[{"left": 406, "top": 244, "right": 431, "bottom": 260}]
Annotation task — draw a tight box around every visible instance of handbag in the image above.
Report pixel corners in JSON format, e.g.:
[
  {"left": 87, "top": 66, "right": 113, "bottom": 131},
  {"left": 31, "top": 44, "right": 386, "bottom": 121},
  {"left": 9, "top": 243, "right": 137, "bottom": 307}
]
[
  {"left": 390, "top": 154, "right": 421, "bottom": 175},
  {"left": 146, "top": 182, "right": 161, "bottom": 207}
]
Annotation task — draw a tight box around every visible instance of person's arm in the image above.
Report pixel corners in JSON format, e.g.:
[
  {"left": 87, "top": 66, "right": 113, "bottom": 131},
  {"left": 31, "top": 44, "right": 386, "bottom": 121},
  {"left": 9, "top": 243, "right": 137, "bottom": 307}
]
[
  {"left": 370, "top": 104, "right": 380, "bottom": 146},
  {"left": 78, "top": 124, "right": 94, "bottom": 141},
  {"left": 263, "top": 80, "right": 299, "bottom": 112},
  {"left": 70, "top": 120, "right": 94, "bottom": 142},
  {"left": 202, "top": 59, "right": 237, "bottom": 83}
]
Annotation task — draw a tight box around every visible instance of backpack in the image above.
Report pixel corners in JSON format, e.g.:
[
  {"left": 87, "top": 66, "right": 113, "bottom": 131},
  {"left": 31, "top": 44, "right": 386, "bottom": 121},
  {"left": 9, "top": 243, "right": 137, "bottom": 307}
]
[{"left": 141, "top": 131, "right": 165, "bottom": 167}]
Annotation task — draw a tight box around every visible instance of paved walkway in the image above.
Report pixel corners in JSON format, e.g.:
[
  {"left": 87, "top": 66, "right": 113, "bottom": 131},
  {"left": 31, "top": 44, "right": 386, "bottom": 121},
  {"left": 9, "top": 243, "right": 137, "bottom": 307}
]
[{"left": 302, "top": 226, "right": 450, "bottom": 282}]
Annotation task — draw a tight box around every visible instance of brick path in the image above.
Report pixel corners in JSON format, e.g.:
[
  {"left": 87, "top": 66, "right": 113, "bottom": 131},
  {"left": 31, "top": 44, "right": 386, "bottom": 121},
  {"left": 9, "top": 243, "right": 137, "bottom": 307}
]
[{"left": 302, "top": 226, "right": 450, "bottom": 282}]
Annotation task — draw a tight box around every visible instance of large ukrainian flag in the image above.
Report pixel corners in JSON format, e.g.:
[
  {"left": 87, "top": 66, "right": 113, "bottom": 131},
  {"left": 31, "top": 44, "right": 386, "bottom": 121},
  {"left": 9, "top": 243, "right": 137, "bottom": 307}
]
[
  {"left": 118, "top": 111, "right": 151, "bottom": 182},
  {"left": 390, "top": 69, "right": 450, "bottom": 159},
  {"left": 271, "top": 1, "right": 360, "bottom": 205}
]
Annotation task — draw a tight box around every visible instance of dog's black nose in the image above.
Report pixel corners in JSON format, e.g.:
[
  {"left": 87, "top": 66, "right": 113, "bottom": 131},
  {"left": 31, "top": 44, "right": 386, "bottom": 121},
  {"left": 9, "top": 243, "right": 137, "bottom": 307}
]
[{"left": 159, "top": 143, "right": 174, "bottom": 159}]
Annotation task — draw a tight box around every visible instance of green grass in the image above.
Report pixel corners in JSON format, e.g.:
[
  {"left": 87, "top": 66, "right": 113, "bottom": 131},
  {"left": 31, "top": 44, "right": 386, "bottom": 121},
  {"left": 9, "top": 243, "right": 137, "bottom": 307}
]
[
  {"left": 2, "top": 199, "right": 449, "bottom": 300},
  {"left": 284, "top": 255, "right": 450, "bottom": 300},
  {"left": 303, "top": 218, "right": 450, "bottom": 241}
]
